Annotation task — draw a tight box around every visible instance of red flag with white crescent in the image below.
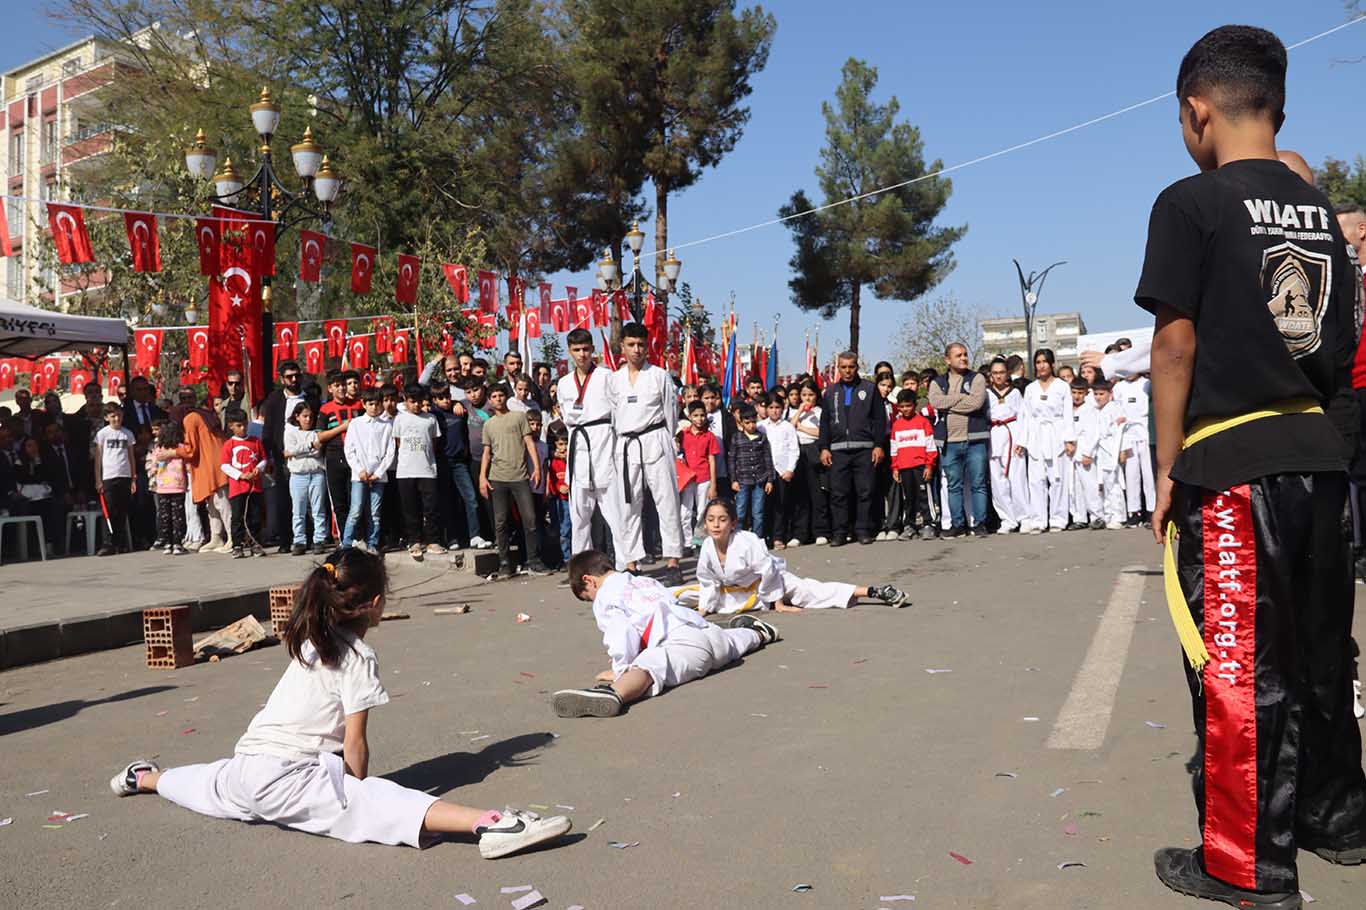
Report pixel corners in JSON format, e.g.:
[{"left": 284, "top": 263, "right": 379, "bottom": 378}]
[
  {"left": 351, "top": 243, "right": 375, "bottom": 294},
  {"left": 372, "top": 316, "right": 394, "bottom": 354},
  {"left": 477, "top": 312, "right": 497, "bottom": 349},
  {"left": 324, "top": 320, "right": 348, "bottom": 358},
  {"left": 274, "top": 321, "right": 299, "bottom": 362},
  {"left": 208, "top": 227, "right": 264, "bottom": 402},
  {"left": 681, "top": 335, "right": 698, "bottom": 385},
  {"left": 555, "top": 357, "right": 568, "bottom": 377},
  {"left": 123, "top": 212, "right": 160, "bottom": 273},
  {"left": 523, "top": 308, "right": 541, "bottom": 340},
  {"left": 135, "top": 329, "right": 164, "bottom": 376},
  {"left": 194, "top": 217, "right": 220, "bottom": 276},
  {"left": 107, "top": 372, "right": 123, "bottom": 399},
  {"left": 599, "top": 331, "right": 618, "bottom": 371},
  {"left": 40, "top": 357, "right": 61, "bottom": 392},
  {"left": 187, "top": 326, "right": 210, "bottom": 369},
  {"left": 478, "top": 270, "right": 498, "bottom": 314},
  {"left": 591, "top": 290, "right": 608, "bottom": 328},
  {"left": 302, "top": 340, "right": 325, "bottom": 375},
  {"left": 440, "top": 326, "right": 455, "bottom": 355},
  {"left": 509, "top": 275, "right": 526, "bottom": 314},
  {"left": 442, "top": 263, "right": 469, "bottom": 303},
  {"left": 69, "top": 369, "right": 91, "bottom": 395},
  {"left": 644, "top": 293, "right": 665, "bottom": 365},
  {"left": 571, "top": 288, "right": 590, "bottom": 329},
  {"left": 538, "top": 282, "right": 552, "bottom": 323},
  {"left": 47, "top": 203, "right": 93, "bottom": 264},
  {"left": 0, "top": 359, "right": 13, "bottom": 390},
  {"left": 249, "top": 219, "right": 275, "bottom": 276},
  {"left": 550, "top": 297, "right": 570, "bottom": 333},
  {"left": 0, "top": 198, "right": 12, "bottom": 258},
  {"left": 391, "top": 329, "right": 410, "bottom": 365},
  {"left": 395, "top": 254, "right": 420, "bottom": 307},
  {"left": 299, "top": 230, "right": 326, "bottom": 282},
  {"left": 614, "top": 289, "right": 631, "bottom": 323},
  {"left": 346, "top": 335, "right": 370, "bottom": 370}
]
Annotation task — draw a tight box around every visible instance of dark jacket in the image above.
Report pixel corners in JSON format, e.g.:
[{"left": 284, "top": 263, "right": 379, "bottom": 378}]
[
  {"left": 727, "top": 429, "right": 774, "bottom": 486},
  {"left": 927, "top": 371, "right": 990, "bottom": 445},
  {"left": 122, "top": 399, "right": 167, "bottom": 438},
  {"left": 261, "top": 386, "right": 320, "bottom": 457},
  {"left": 817, "top": 377, "right": 888, "bottom": 450},
  {"left": 432, "top": 405, "right": 471, "bottom": 463}
]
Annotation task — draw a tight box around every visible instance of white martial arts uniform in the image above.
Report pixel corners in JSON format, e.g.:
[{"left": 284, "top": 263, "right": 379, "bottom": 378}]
[
  {"left": 1113, "top": 376, "right": 1155, "bottom": 516},
  {"left": 1020, "top": 377, "right": 1075, "bottom": 531},
  {"left": 592, "top": 571, "right": 760, "bottom": 697},
  {"left": 680, "top": 529, "right": 857, "bottom": 614},
  {"left": 1071, "top": 401, "right": 1103, "bottom": 524},
  {"left": 1093, "top": 401, "right": 1128, "bottom": 524},
  {"left": 557, "top": 366, "right": 624, "bottom": 554},
  {"left": 987, "top": 386, "right": 1028, "bottom": 531},
  {"left": 155, "top": 632, "right": 437, "bottom": 847},
  {"left": 607, "top": 362, "right": 683, "bottom": 567}
]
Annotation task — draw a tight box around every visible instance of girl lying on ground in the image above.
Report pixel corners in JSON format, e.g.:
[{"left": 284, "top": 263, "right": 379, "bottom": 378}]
[
  {"left": 109, "top": 548, "right": 571, "bottom": 858},
  {"left": 677, "top": 498, "right": 909, "bottom": 615}
]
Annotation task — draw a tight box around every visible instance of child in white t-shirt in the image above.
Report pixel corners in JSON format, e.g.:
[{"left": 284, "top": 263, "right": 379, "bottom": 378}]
[
  {"left": 393, "top": 385, "right": 442, "bottom": 560},
  {"left": 94, "top": 402, "right": 136, "bottom": 556},
  {"left": 110, "top": 548, "right": 571, "bottom": 858}
]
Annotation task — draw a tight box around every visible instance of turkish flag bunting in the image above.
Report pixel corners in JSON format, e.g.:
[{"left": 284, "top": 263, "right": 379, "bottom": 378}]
[
  {"left": 361, "top": 370, "right": 376, "bottom": 389},
  {"left": 550, "top": 297, "right": 570, "bottom": 333},
  {"left": 274, "top": 321, "right": 299, "bottom": 362},
  {"left": 538, "top": 282, "right": 552, "bottom": 323},
  {"left": 523, "top": 308, "right": 541, "bottom": 340},
  {"left": 324, "top": 320, "right": 348, "bottom": 358},
  {"left": 68, "top": 368, "right": 90, "bottom": 395},
  {"left": 194, "top": 217, "right": 220, "bottom": 275},
  {"left": 439, "top": 325, "right": 454, "bottom": 355},
  {"left": 351, "top": 243, "right": 375, "bottom": 294},
  {"left": 247, "top": 219, "right": 275, "bottom": 276},
  {"left": 0, "top": 199, "right": 12, "bottom": 257},
  {"left": 391, "top": 329, "right": 410, "bottom": 365},
  {"left": 47, "top": 203, "right": 94, "bottom": 264},
  {"left": 614, "top": 289, "right": 631, "bottom": 323},
  {"left": 599, "top": 331, "right": 618, "bottom": 371},
  {"left": 208, "top": 240, "right": 264, "bottom": 401},
  {"left": 372, "top": 316, "right": 394, "bottom": 354},
  {"left": 187, "top": 326, "right": 210, "bottom": 369},
  {"left": 591, "top": 290, "right": 608, "bottom": 328},
  {"left": 40, "top": 357, "right": 61, "bottom": 392},
  {"left": 461, "top": 309, "right": 480, "bottom": 343},
  {"left": 302, "top": 340, "right": 326, "bottom": 375},
  {"left": 509, "top": 276, "right": 526, "bottom": 313},
  {"left": 571, "top": 288, "right": 590, "bottom": 329},
  {"left": 395, "top": 254, "right": 420, "bottom": 307},
  {"left": 123, "top": 212, "right": 160, "bottom": 273},
  {"left": 107, "top": 373, "right": 123, "bottom": 399},
  {"left": 135, "top": 329, "right": 164, "bottom": 376},
  {"left": 299, "top": 230, "right": 326, "bottom": 282},
  {"left": 178, "top": 361, "right": 198, "bottom": 388},
  {"left": 442, "top": 264, "right": 469, "bottom": 302},
  {"left": 555, "top": 357, "right": 568, "bottom": 377},
  {"left": 0, "top": 359, "right": 13, "bottom": 390},
  {"left": 477, "top": 312, "right": 497, "bottom": 349},
  {"left": 645, "top": 293, "right": 665, "bottom": 365},
  {"left": 477, "top": 270, "right": 497, "bottom": 314},
  {"left": 346, "top": 335, "right": 370, "bottom": 370}
]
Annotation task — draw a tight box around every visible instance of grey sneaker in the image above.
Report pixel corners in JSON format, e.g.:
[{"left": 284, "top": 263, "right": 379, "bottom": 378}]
[
  {"left": 870, "top": 585, "right": 908, "bottom": 607},
  {"left": 919, "top": 526, "right": 937, "bottom": 541},
  {"left": 476, "top": 807, "right": 572, "bottom": 859},
  {"left": 726, "top": 613, "right": 781, "bottom": 644},
  {"left": 552, "top": 684, "right": 625, "bottom": 718},
  {"left": 109, "top": 759, "right": 159, "bottom": 797}
]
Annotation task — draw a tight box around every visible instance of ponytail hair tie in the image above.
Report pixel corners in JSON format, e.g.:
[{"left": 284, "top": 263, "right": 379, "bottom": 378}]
[{"left": 321, "top": 562, "right": 336, "bottom": 577}]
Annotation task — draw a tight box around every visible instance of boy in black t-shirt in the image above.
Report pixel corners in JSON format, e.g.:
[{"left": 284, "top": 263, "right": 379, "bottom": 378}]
[
  {"left": 1141, "top": 26, "right": 1366, "bottom": 907},
  {"left": 318, "top": 369, "right": 364, "bottom": 541}
]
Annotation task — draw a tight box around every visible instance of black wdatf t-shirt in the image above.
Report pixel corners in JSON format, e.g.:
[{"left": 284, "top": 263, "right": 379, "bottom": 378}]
[{"left": 1135, "top": 158, "right": 1358, "bottom": 492}]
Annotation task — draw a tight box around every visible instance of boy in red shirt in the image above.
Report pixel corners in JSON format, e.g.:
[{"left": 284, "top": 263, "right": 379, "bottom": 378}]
[
  {"left": 890, "top": 389, "right": 938, "bottom": 540},
  {"left": 219, "top": 407, "right": 270, "bottom": 558},
  {"left": 677, "top": 400, "right": 720, "bottom": 549},
  {"left": 545, "top": 429, "right": 572, "bottom": 567}
]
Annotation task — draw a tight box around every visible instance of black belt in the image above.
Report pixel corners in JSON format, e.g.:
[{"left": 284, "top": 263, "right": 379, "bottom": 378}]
[
  {"left": 568, "top": 415, "right": 612, "bottom": 492},
  {"left": 619, "top": 420, "right": 667, "bottom": 504}
]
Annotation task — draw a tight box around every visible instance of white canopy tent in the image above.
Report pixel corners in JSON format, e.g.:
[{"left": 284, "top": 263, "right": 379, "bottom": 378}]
[{"left": 0, "top": 297, "right": 128, "bottom": 359}]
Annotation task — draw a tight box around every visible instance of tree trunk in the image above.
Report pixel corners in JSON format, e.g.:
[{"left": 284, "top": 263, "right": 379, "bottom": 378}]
[
  {"left": 849, "top": 280, "right": 861, "bottom": 356},
  {"left": 655, "top": 182, "right": 669, "bottom": 290}
]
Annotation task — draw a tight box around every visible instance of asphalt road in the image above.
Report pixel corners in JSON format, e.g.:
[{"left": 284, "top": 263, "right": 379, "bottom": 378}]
[{"left": 2, "top": 528, "right": 1362, "bottom": 909}]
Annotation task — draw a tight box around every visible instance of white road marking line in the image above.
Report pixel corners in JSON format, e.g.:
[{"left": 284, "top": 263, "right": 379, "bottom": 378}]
[{"left": 1046, "top": 566, "right": 1148, "bottom": 750}]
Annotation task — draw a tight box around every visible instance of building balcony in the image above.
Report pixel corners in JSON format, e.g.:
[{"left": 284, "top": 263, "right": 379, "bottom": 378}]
[
  {"left": 59, "top": 60, "right": 137, "bottom": 102},
  {"left": 62, "top": 125, "right": 117, "bottom": 166}
]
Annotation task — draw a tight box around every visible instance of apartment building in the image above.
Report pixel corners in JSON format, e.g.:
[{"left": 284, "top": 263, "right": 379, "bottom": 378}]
[{"left": 978, "top": 312, "right": 1088, "bottom": 368}]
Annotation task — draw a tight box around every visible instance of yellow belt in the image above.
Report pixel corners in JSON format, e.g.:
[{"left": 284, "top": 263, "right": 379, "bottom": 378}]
[
  {"left": 1163, "top": 397, "right": 1323, "bottom": 670},
  {"left": 672, "top": 580, "right": 761, "bottom": 614}
]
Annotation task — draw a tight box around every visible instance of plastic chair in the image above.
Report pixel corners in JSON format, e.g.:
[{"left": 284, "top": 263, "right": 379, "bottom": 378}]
[
  {"left": 65, "top": 509, "right": 104, "bottom": 557},
  {"left": 0, "top": 515, "right": 47, "bottom": 565}
]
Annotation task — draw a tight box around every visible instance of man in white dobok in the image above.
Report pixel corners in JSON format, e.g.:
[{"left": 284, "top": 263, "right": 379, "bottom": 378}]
[{"left": 556, "top": 327, "right": 624, "bottom": 555}]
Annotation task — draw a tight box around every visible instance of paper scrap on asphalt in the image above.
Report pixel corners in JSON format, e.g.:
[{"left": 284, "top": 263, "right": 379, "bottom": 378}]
[
  {"left": 515, "top": 613, "right": 532, "bottom": 623},
  {"left": 434, "top": 605, "right": 470, "bottom": 615},
  {"left": 25, "top": 790, "right": 49, "bottom": 797},
  {"left": 879, "top": 897, "right": 916, "bottom": 902},
  {"left": 1022, "top": 716, "right": 1040, "bottom": 722},
  {"left": 47, "top": 812, "right": 70, "bottom": 822},
  {"left": 0, "top": 817, "right": 11, "bottom": 827},
  {"left": 925, "top": 668, "right": 952, "bottom": 674},
  {"left": 994, "top": 772, "right": 1018, "bottom": 779},
  {"left": 519, "top": 672, "right": 536, "bottom": 678},
  {"left": 1145, "top": 720, "right": 1167, "bottom": 729},
  {"left": 459, "top": 730, "right": 480, "bottom": 735},
  {"left": 528, "top": 804, "right": 550, "bottom": 811},
  {"left": 183, "top": 697, "right": 199, "bottom": 702},
  {"left": 607, "top": 841, "right": 639, "bottom": 849},
  {"left": 808, "top": 684, "right": 829, "bottom": 689},
  {"left": 672, "top": 792, "right": 681, "bottom": 798},
  {"left": 948, "top": 852, "right": 973, "bottom": 865},
  {"left": 852, "top": 658, "right": 868, "bottom": 664},
  {"left": 588, "top": 818, "right": 606, "bottom": 831},
  {"left": 567, "top": 906, "right": 584, "bottom": 910},
  {"left": 750, "top": 713, "right": 768, "bottom": 718},
  {"left": 1300, "top": 890, "right": 1316, "bottom": 903},
  {"left": 510, "top": 890, "right": 545, "bottom": 910},
  {"left": 155, "top": 711, "right": 168, "bottom": 717},
  {"left": 499, "top": 886, "right": 533, "bottom": 894},
  {"left": 1057, "top": 861, "right": 1086, "bottom": 870},
  {"left": 470, "top": 734, "right": 490, "bottom": 742},
  {"left": 1063, "top": 823, "right": 1078, "bottom": 836},
  {"left": 791, "top": 884, "right": 813, "bottom": 892},
  {"left": 1050, "top": 788, "right": 1067, "bottom": 798},
  {"left": 454, "top": 894, "right": 476, "bottom": 906},
  {"left": 555, "top": 805, "right": 574, "bottom": 811},
  {"left": 42, "top": 824, "right": 63, "bottom": 829},
  {"left": 181, "top": 728, "right": 196, "bottom": 735}
]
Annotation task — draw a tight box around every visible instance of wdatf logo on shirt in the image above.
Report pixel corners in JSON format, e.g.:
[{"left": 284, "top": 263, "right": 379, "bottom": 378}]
[{"left": 1260, "top": 241, "right": 1333, "bottom": 359}]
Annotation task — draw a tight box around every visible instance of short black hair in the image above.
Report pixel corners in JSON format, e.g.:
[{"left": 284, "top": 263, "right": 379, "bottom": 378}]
[
  {"left": 764, "top": 392, "right": 785, "bottom": 407},
  {"left": 1176, "top": 25, "right": 1286, "bottom": 128},
  {"left": 472, "top": 357, "right": 489, "bottom": 371},
  {"left": 701, "top": 382, "right": 722, "bottom": 397},
  {"left": 567, "top": 549, "right": 615, "bottom": 598},
  {"left": 102, "top": 402, "right": 122, "bottom": 417},
  {"left": 896, "top": 388, "right": 917, "bottom": 405},
  {"left": 379, "top": 383, "right": 398, "bottom": 397},
  {"left": 737, "top": 403, "right": 758, "bottom": 421},
  {"left": 1070, "top": 378, "right": 1090, "bottom": 391},
  {"left": 458, "top": 377, "right": 484, "bottom": 391},
  {"left": 224, "top": 407, "right": 248, "bottom": 425},
  {"left": 686, "top": 400, "right": 706, "bottom": 415},
  {"left": 404, "top": 384, "right": 429, "bottom": 402},
  {"left": 566, "top": 328, "right": 593, "bottom": 347},
  {"left": 339, "top": 370, "right": 360, "bottom": 384},
  {"left": 1335, "top": 202, "right": 1363, "bottom": 217},
  {"left": 622, "top": 322, "right": 648, "bottom": 341},
  {"left": 360, "top": 387, "right": 381, "bottom": 404},
  {"left": 1091, "top": 378, "right": 1113, "bottom": 391},
  {"left": 276, "top": 359, "right": 301, "bottom": 375},
  {"left": 325, "top": 369, "right": 342, "bottom": 385},
  {"left": 1005, "top": 355, "right": 1024, "bottom": 373}
]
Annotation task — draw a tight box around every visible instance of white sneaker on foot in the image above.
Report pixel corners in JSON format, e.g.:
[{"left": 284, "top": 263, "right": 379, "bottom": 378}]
[
  {"left": 1355, "top": 680, "right": 1364, "bottom": 720},
  {"left": 786, "top": 538, "right": 801, "bottom": 548},
  {"left": 552, "top": 684, "right": 624, "bottom": 718},
  {"left": 813, "top": 536, "right": 828, "bottom": 546},
  {"left": 470, "top": 535, "right": 494, "bottom": 550},
  {"left": 109, "top": 759, "right": 159, "bottom": 797},
  {"left": 476, "top": 807, "right": 572, "bottom": 859}
]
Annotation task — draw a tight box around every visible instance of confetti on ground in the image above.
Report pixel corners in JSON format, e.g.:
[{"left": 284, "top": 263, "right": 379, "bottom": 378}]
[
  {"left": 1022, "top": 716, "right": 1040, "bottom": 722},
  {"left": 181, "top": 728, "right": 196, "bottom": 735},
  {"left": 470, "top": 734, "right": 490, "bottom": 742},
  {"left": 791, "top": 884, "right": 813, "bottom": 892},
  {"left": 1145, "top": 721, "right": 1167, "bottom": 729},
  {"left": 454, "top": 895, "right": 476, "bottom": 906},
  {"left": 519, "top": 671, "right": 536, "bottom": 678},
  {"left": 1063, "top": 823, "right": 1078, "bottom": 836},
  {"left": 567, "top": 906, "right": 584, "bottom": 910},
  {"left": 750, "top": 712, "right": 769, "bottom": 718},
  {"left": 500, "top": 886, "right": 533, "bottom": 894},
  {"left": 510, "top": 890, "right": 545, "bottom": 910},
  {"left": 672, "top": 792, "right": 681, "bottom": 798},
  {"left": 0, "top": 818, "right": 11, "bottom": 827},
  {"left": 183, "top": 697, "right": 199, "bottom": 702},
  {"left": 1075, "top": 779, "right": 1103, "bottom": 785},
  {"left": 1050, "top": 788, "right": 1067, "bottom": 798},
  {"left": 949, "top": 852, "right": 973, "bottom": 865},
  {"left": 808, "top": 684, "right": 829, "bottom": 689},
  {"left": 1057, "top": 861, "right": 1086, "bottom": 870},
  {"left": 1301, "top": 890, "right": 1316, "bottom": 903},
  {"left": 515, "top": 613, "right": 532, "bottom": 623},
  {"left": 47, "top": 812, "right": 70, "bottom": 822},
  {"left": 1079, "top": 811, "right": 1103, "bottom": 818},
  {"left": 607, "top": 841, "right": 639, "bottom": 849},
  {"left": 925, "top": 668, "right": 953, "bottom": 674},
  {"left": 434, "top": 605, "right": 471, "bottom": 615},
  {"left": 880, "top": 896, "right": 916, "bottom": 902},
  {"left": 588, "top": 818, "right": 606, "bottom": 831},
  {"left": 528, "top": 804, "right": 550, "bottom": 811},
  {"left": 777, "top": 664, "right": 788, "bottom": 669},
  {"left": 459, "top": 730, "right": 480, "bottom": 735},
  {"left": 42, "top": 824, "right": 63, "bottom": 830},
  {"left": 994, "top": 772, "right": 1018, "bottom": 779},
  {"left": 155, "top": 711, "right": 168, "bottom": 717},
  {"left": 25, "top": 790, "right": 49, "bottom": 797},
  {"left": 852, "top": 658, "right": 868, "bottom": 664}
]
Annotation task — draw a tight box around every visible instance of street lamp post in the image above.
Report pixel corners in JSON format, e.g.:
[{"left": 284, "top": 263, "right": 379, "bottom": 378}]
[
  {"left": 597, "top": 221, "right": 682, "bottom": 326},
  {"left": 1012, "top": 259, "right": 1066, "bottom": 367},
  {"left": 183, "top": 87, "right": 343, "bottom": 396}
]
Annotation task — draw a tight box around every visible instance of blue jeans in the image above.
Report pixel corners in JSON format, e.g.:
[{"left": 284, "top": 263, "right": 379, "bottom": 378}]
[
  {"left": 549, "top": 496, "right": 572, "bottom": 563},
  {"left": 289, "top": 471, "right": 328, "bottom": 545},
  {"left": 940, "top": 440, "right": 988, "bottom": 529},
  {"left": 736, "top": 483, "right": 767, "bottom": 538},
  {"left": 343, "top": 480, "right": 385, "bottom": 548},
  {"left": 447, "top": 461, "right": 481, "bottom": 545}
]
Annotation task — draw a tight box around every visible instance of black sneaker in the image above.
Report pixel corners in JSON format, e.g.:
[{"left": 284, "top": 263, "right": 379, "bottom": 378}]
[
  {"left": 252, "top": 545, "right": 267, "bottom": 558},
  {"left": 311, "top": 542, "right": 328, "bottom": 555},
  {"left": 521, "top": 560, "right": 552, "bottom": 577},
  {"left": 552, "top": 684, "right": 625, "bottom": 718},
  {"left": 277, "top": 544, "right": 291, "bottom": 555},
  {"left": 231, "top": 547, "right": 246, "bottom": 559},
  {"left": 96, "top": 545, "right": 115, "bottom": 557},
  {"left": 943, "top": 525, "right": 966, "bottom": 539},
  {"left": 1299, "top": 839, "right": 1366, "bottom": 866},
  {"left": 919, "top": 526, "right": 937, "bottom": 541},
  {"left": 1153, "top": 847, "right": 1300, "bottom": 909},
  {"left": 1089, "top": 519, "right": 1105, "bottom": 530},
  {"left": 1122, "top": 514, "right": 1142, "bottom": 528},
  {"left": 856, "top": 535, "right": 874, "bottom": 545},
  {"left": 662, "top": 565, "right": 685, "bottom": 587},
  {"left": 971, "top": 525, "right": 989, "bottom": 539},
  {"left": 726, "top": 613, "right": 781, "bottom": 644},
  {"left": 870, "top": 584, "right": 908, "bottom": 608},
  {"left": 829, "top": 534, "right": 848, "bottom": 547},
  {"left": 291, "top": 544, "right": 306, "bottom": 556}
]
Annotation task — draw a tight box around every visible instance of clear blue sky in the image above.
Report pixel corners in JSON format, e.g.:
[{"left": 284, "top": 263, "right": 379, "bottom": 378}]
[{"left": 9, "top": 3, "right": 1364, "bottom": 370}]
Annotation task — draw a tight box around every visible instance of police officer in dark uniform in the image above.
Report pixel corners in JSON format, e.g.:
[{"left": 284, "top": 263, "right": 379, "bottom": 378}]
[{"left": 817, "top": 351, "right": 887, "bottom": 546}]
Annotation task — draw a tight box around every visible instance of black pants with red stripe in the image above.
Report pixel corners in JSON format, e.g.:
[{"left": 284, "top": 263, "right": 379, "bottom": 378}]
[{"left": 1175, "top": 473, "right": 1366, "bottom": 893}]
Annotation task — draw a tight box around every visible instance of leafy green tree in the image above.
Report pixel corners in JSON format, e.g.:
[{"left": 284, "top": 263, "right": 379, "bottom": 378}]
[
  {"left": 1316, "top": 155, "right": 1366, "bottom": 208},
  {"left": 779, "top": 58, "right": 964, "bottom": 354}
]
